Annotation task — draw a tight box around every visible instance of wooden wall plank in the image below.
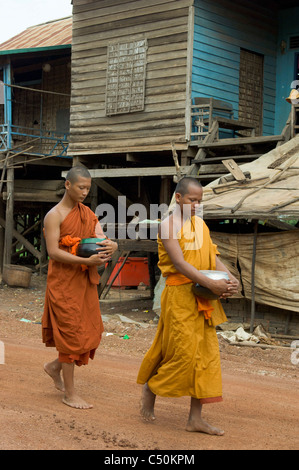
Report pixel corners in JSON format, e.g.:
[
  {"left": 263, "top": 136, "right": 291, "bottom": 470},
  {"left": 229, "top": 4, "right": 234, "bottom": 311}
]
[
  {"left": 69, "top": 0, "right": 191, "bottom": 155},
  {"left": 69, "top": 133, "right": 187, "bottom": 147},
  {"left": 72, "top": 18, "right": 189, "bottom": 50},
  {"left": 73, "top": 1, "right": 192, "bottom": 31},
  {"left": 192, "top": 0, "right": 278, "bottom": 136},
  {"left": 73, "top": 0, "right": 175, "bottom": 15},
  {"left": 73, "top": 9, "right": 190, "bottom": 40}
]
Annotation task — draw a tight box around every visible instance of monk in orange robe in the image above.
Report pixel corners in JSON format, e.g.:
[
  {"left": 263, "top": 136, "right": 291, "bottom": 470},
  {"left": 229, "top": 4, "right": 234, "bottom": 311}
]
[
  {"left": 137, "top": 177, "right": 239, "bottom": 435},
  {"left": 42, "top": 166, "right": 118, "bottom": 409}
]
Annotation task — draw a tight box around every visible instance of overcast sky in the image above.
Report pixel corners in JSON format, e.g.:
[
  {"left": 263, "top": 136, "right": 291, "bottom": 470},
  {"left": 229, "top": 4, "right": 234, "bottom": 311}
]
[{"left": 0, "top": 0, "right": 73, "bottom": 44}]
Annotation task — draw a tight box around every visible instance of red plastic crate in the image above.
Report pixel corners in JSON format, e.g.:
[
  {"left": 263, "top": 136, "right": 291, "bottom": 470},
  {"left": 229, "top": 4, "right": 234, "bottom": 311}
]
[{"left": 109, "top": 257, "right": 150, "bottom": 287}]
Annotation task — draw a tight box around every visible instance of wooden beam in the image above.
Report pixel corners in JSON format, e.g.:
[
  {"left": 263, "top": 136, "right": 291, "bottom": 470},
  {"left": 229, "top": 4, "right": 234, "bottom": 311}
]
[
  {"left": 62, "top": 166, "right": 190, "bottom": 179},
  {"left": 62, "top": 162, "right": 134, "bottom": 207},
  {"left": 2, "top": 191, "right": 61, "bottom": 203},
  {"left": 189, "top": 135, "right": 284, "bottom": 148},
  {"left": 222, "top": 159, "right": 247, "bottom": 181},
  {"left": 0, "top": 215, "right": 41, "bottom": 261},
  {"left": 11, "top": 220, "right": 41, "bottom": 249},
  {"left": 192, "top": 154, "right": 262, "bottom": 164},
  {"left": 93, "top": 178, "right": 133, "bottom": 207},
  {"left": 117, "top": 239, "right": 158, "bottom": 253},
  {"left": 0, "top": 155, "right": 72, "bottom": 169},
  {"left": 187, "top": 120, "right": 219, "bottom": 176},
  {"left": 13, "top": 180, "right": 64, "bottom": 191}
]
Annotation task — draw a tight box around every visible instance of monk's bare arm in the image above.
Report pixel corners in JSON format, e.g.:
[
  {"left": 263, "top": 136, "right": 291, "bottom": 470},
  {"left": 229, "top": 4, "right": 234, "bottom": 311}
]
[
  {"left": 94, "top": 221, "right": 118, "bottom": 256},
  {"left": 44, "top": 211, "right": 109, "bottom": 266},
  {"left": 95, "top": 221, "right": 105, "bottom": 238},
  {"left": 216, "top": 256, "right": 239, "bottom": 297}
]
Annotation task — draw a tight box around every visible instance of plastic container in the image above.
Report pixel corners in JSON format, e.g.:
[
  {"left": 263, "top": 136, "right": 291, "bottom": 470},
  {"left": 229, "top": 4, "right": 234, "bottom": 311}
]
[{"left": 109, "top": 257, "right": 150, "bottom": 287}]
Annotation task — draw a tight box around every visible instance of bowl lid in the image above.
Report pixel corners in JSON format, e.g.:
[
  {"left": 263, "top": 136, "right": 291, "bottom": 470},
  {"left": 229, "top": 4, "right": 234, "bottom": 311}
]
[
  {"left": 80, "top": 238, "right": 106, "bottom": 244},
  {"left": 200, "top": 270, "right": 229, "bottom": 280}
]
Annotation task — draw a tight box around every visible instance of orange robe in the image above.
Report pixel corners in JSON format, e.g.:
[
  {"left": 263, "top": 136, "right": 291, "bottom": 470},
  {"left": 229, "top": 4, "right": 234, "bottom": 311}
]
[
  {"left": 137, "top": 216, "right": 227, "bottom": 403},
  {"left": 42, "top": 203, "right": 104, "bottom": 366}
]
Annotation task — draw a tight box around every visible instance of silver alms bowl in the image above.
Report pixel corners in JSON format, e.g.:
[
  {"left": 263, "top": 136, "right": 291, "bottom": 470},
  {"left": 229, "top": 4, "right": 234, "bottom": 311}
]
[{"left": 192, "top": 270, "right": 229, "bottom": 300}]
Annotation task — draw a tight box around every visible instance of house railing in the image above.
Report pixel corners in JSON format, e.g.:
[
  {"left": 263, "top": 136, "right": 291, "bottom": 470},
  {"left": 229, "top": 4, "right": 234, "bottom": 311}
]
[{"left": 0, "top": 123, "right": 69, "bottom": 158}]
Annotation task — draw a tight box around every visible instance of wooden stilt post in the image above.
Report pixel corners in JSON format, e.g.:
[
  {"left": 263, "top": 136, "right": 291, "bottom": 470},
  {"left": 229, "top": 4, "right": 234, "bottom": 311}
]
[
  {"left": 3, "top": 165, "right": 14, "bottom": 267},
  {"left": 40, "top": 206, "right": 47, "bottom": 274},
  {"left": 90, "top": 181, "right": 98, "bottom": 213},
  {"left": 147, "top": 252, "right": 156, "bottom": 299},
  {"left": 0, "top": 198, "right": 4, "bottom": 274},
  {"left": 159, "top": 176, "right": 172, "bottom": 206}
]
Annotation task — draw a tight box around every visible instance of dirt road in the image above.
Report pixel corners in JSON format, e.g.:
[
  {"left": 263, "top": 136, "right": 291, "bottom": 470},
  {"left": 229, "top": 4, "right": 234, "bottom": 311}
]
[{"left": 0, "top": 276, "right": 298, "bottom": 451}]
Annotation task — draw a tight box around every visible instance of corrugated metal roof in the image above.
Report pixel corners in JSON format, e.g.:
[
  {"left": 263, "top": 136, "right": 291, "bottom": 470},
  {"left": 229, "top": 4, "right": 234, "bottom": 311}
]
[{"left": 0, "top": 16, "right": 72, "bottom": 53}]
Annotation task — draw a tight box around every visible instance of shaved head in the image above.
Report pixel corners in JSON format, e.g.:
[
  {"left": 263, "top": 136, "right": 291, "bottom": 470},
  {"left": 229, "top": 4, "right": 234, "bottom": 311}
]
[
  {"left": 175, "top": 177, "right": 202, "bottom": 196},
  {"left": 66, "top": 166, "right": 91, "bottom": 184}
]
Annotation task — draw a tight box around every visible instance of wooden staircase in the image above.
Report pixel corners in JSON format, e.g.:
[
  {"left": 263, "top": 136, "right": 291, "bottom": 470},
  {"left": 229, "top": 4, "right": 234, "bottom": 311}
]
[{"left": 187, "top": 111, "right": 292, "bottom": 183}]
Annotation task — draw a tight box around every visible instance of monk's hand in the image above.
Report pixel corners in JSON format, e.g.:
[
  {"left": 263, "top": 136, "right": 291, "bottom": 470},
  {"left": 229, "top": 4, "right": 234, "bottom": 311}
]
[
  {"left": 230, "top": 277, "right": 240, "bottom": 293},
  {"left": 96, "top": 239, "right": 118, "bottom": 256},
  {"left": 219, "top": 279, "right": 240, "bottom": 299},
  {"left": 87, "top": 252, "right": 111, "bottom": 266},
  {"left": 209, "top": 279, "right": 237, "bottom": 298}
]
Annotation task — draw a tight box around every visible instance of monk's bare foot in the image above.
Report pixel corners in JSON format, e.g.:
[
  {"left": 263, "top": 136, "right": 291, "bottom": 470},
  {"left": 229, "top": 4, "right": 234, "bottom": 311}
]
[
  {"left": 62, "top": 394, "right": 93, "bottom": 410},
  {"left": 44, "top": 362, "right": 65, "bottom": 392},
  {"left": 140, "top": 383, "right": 156, "bottom": 421},
  {"left": 186, "top": 418, "right": 224, "bottom": 436}
]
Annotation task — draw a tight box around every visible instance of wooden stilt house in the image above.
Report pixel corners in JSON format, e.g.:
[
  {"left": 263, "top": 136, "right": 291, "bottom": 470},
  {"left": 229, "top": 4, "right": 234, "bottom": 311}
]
[
  {"left": 69, "top": 0, "right": 299, "bottom": 207},
  {"left": 0, "top": 17, "right": 73, "bottom": 272}
]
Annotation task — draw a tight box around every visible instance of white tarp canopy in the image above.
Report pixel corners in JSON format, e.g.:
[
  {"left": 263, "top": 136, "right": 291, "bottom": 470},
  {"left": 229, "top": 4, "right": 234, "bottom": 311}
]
[{"left": 203, "top": 136, "right": 299, "bottom": 220}]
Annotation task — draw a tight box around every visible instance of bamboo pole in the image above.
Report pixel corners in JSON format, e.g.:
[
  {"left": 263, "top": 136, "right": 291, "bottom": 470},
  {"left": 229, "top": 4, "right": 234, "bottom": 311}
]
[
  {"left": 250, "top": 221, "right": 259, "bottom": 333},
  {"left": 0, "top": 146, "right": 34, "bottom": 167},
  {"left": 3, "top": 82, "right": 71, "bottom": 97}
]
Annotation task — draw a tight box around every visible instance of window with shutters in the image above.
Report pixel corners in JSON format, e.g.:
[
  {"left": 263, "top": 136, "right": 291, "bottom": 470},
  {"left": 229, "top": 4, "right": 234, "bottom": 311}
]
[
  {"left": 290, "top": 36, "right": 299, "bottom": 50},
  {"left": 105, "top": 39, "right": 147, "bottom": 116},
  {"left": 239, "top": 49, "right": 264, "bottom": 135}
]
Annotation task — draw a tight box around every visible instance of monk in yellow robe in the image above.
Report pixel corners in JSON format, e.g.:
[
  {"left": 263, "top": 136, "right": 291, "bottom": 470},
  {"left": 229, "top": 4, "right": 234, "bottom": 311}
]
[
  {"left": 42, "top": 167, "right": 118, "bottom": 409},
  {"left": 137, "top": 177, "right": 239, "bottom": 435}
]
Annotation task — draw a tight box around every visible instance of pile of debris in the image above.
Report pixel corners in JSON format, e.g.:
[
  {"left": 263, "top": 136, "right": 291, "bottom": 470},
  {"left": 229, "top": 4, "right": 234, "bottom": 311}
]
[{"left": 218, "top": 323, "right": 291, "bottom": 349}]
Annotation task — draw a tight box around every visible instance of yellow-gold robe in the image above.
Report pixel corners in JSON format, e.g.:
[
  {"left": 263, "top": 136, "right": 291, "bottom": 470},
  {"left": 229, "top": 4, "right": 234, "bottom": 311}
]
[{"left": 137, "top": 216, "right": 227, "bottom": 403}]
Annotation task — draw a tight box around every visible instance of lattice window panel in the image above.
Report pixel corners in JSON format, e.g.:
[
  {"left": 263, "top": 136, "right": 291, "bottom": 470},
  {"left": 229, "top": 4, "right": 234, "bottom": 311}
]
[{"left": 105, "top": 39, "right": 147, "bottom": 116}]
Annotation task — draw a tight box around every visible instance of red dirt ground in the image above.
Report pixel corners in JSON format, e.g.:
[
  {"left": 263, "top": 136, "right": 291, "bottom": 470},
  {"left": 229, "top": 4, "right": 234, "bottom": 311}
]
[{"left": 0, "top": 274, "right": 298, "bottom": 451}]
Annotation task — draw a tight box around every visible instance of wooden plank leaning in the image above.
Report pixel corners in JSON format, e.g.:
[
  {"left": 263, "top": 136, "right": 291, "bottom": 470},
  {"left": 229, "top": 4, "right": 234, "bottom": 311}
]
[
  {"left": 0, "top": 215, "right": 41, "bottom": 261},
  {"left": 0, "top": 151, "right": 10, "bottom": 195}
]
